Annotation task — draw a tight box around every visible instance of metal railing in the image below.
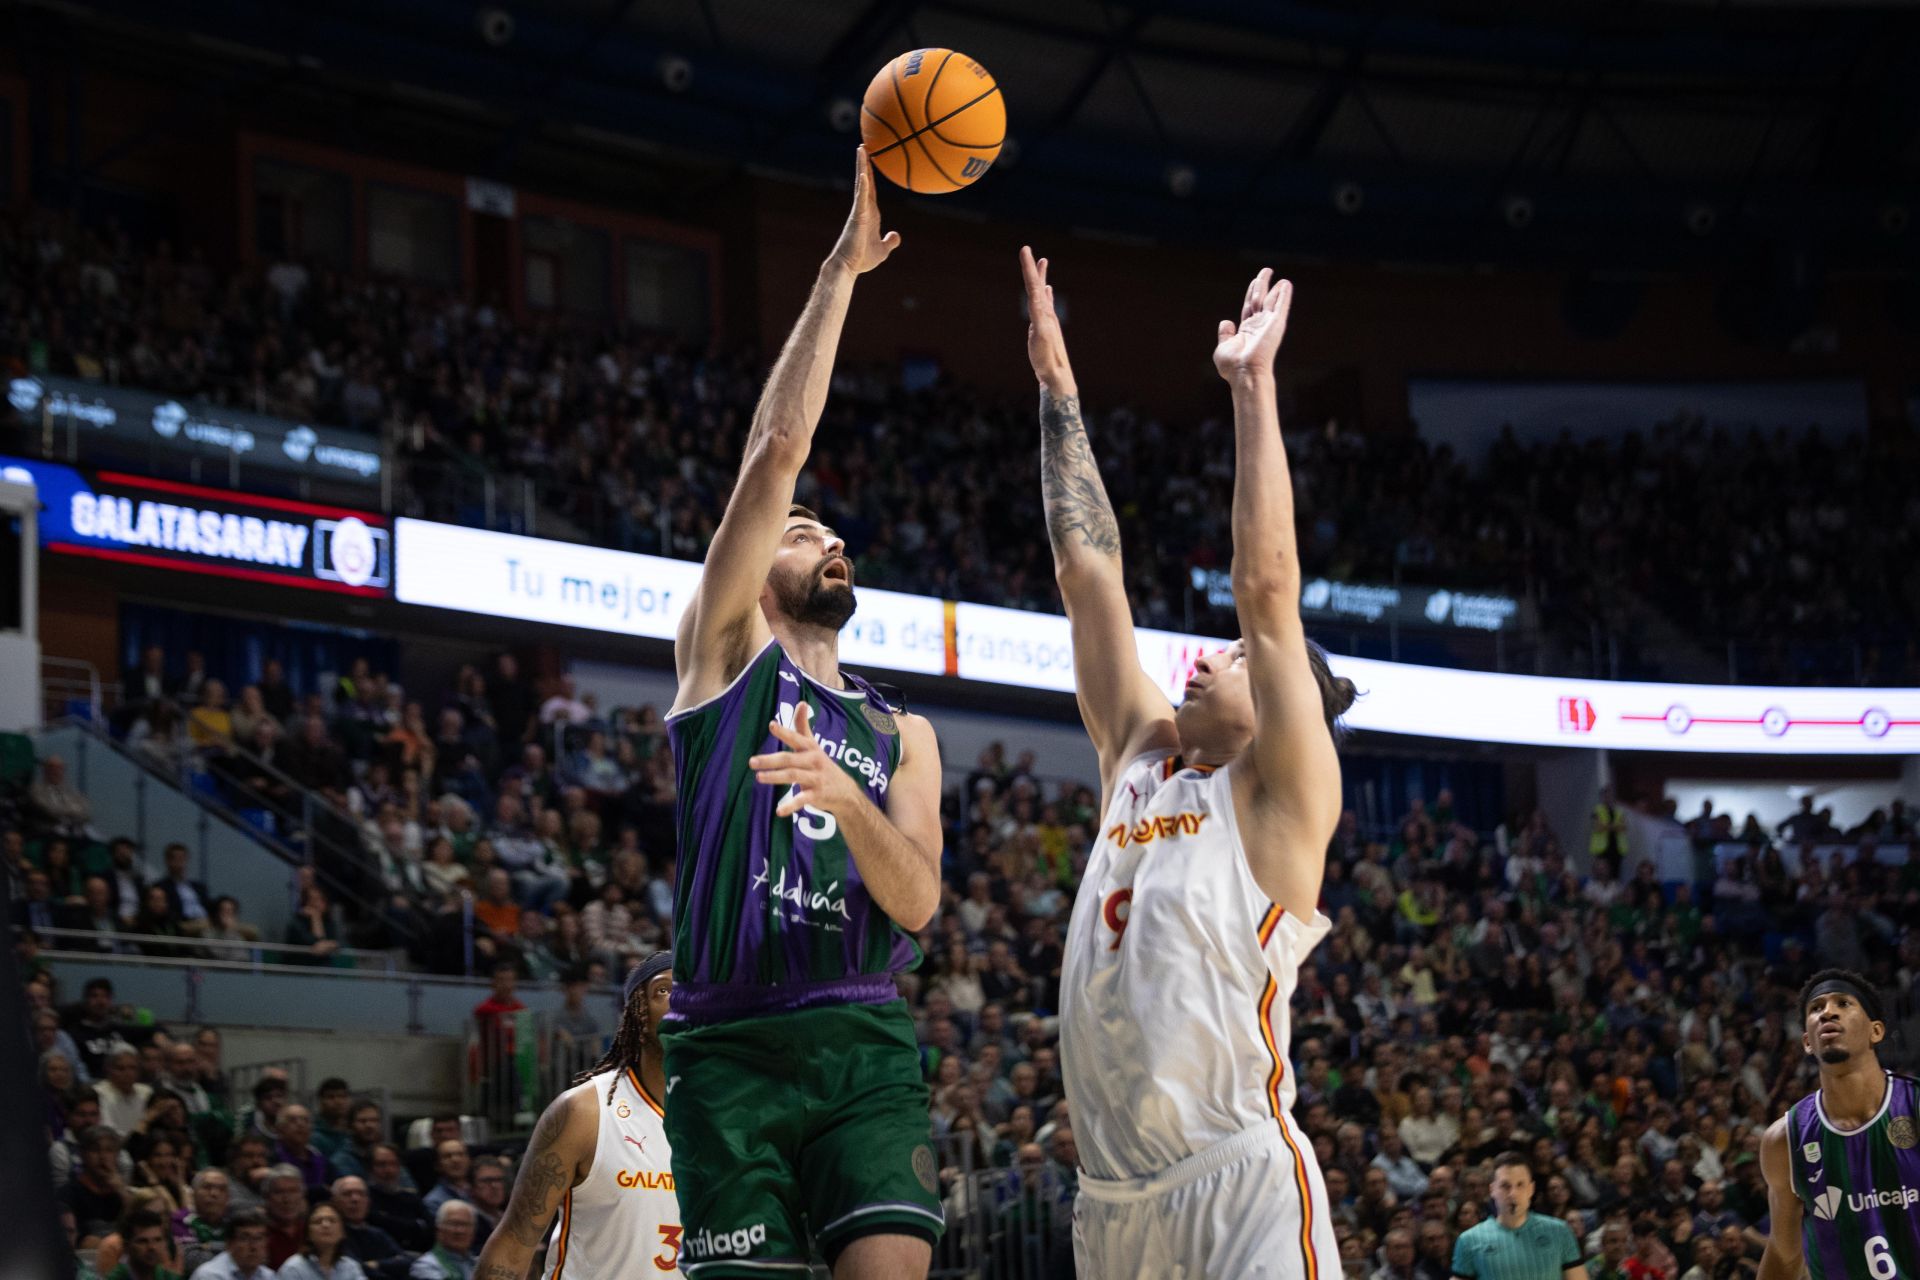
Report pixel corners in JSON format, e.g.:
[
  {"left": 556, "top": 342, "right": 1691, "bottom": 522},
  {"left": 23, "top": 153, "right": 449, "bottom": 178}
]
[
  {"left": 27, "top": 925, "right": 406, "bottom": 971},
  {"left": 35, "top": 943, "right": 618, "bottom": 1037},
  {"left": 49, "top": 714, "right": 431, "bottom": 946},
  {"left": 41, "top": 656, "right": 105, "bottom": 723},
  {"left": 461, "top": 1011, "right": 608, "bottom": 1138}
]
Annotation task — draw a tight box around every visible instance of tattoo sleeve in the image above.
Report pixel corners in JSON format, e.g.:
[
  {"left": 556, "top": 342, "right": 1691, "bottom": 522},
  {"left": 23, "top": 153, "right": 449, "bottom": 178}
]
[
  {"left": 1038, "top": 388, "right": 1122, "bottom": 560},
  {"left": 500, "top": 1103, "right": 572, "bottom": 1248}
]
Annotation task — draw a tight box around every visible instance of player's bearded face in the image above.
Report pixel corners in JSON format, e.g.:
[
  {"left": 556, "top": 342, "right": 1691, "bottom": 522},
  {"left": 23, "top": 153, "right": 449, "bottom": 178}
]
[{"left": 771, "top": 553, "right": 857, "bottom": 630}]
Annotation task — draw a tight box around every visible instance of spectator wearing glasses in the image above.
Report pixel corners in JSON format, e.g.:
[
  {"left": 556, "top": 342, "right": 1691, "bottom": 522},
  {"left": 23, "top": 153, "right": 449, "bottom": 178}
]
[
  {"left": 275, "top": 1203, "right": 366, "bottom": 1280},
  {"left": 174, "top": 1168, "right": 233, "bottom": 1274},
  {"left": 464, "top": 1158, "right": 508, "bottom": 1249}
]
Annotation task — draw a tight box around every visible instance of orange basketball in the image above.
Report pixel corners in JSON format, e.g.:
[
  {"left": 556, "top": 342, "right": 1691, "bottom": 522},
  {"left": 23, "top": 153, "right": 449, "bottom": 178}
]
[{"left": 861, "top": 49, "right": 1005, "bottom": 194}]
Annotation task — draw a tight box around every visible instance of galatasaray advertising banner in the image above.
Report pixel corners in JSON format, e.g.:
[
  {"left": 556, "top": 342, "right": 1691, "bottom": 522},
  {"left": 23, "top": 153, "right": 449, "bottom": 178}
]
[{"left": 0, "top": 455, "right": 391, "bottom": 596}]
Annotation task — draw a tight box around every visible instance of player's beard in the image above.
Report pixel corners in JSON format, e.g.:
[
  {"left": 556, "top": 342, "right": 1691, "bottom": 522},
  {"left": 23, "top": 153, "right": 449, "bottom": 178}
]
[
  {"left": 773, "top": 559, "right": 856, "bottom": 631},
  {"left": 1819, "top": 1045, "right": 1852, "bottom": 1064}
]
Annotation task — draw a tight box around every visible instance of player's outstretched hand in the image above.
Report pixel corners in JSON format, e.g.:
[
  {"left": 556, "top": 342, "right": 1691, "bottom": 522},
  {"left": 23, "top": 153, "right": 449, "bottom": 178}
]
[
  {"left": 1020, "top": 245, "right": 1073, "bottom": 393},
  {"left": 751, "top": 701, "right": 864, "bottom": 819},
  {"left": 1213, "top": 267, "right": 1293, "bottom": 382},
  {"left": 828, "top": 147, "right": 902, "bottom": 277}
]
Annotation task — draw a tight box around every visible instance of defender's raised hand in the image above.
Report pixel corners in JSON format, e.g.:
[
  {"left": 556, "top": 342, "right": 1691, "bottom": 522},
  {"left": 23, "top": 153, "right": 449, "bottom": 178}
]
[
  {"left": 1020, "top": 245, "right": 1075, "bottom": 394},
  {"left": 1212, "top": 267, "right": 1293, "bottom": 381},
  {"left": 828, "top": 147, "right": 902, "bottom": 277}
]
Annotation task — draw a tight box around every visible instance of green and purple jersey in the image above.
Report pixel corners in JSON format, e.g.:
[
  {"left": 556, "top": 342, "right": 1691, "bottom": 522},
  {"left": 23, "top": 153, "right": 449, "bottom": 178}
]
[
  {"left": 1787, "top": 1071, "right": 1920, "bottom": 1280},
  {"left": 665, "top": 640, "right": 919, "bottom": 1024}
]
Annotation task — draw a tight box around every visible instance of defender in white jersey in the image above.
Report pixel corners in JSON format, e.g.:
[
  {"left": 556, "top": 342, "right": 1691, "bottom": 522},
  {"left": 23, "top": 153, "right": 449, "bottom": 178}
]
[
  {"left": 473, "top": 953, "right": 684, "bottom": 1280},
  {"left": 1021, "top": 247, "right": 1353, "bottom": 1279}
]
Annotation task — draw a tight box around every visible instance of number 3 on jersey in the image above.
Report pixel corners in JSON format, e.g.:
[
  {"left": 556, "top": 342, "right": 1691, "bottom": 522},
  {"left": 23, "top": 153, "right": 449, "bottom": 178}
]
[
  {"left": 655, "top": 1224, "right": 683, "bottom": 1272},
  {"left": 1102, "top": 889, "right": 1133, "bottom": 951}
]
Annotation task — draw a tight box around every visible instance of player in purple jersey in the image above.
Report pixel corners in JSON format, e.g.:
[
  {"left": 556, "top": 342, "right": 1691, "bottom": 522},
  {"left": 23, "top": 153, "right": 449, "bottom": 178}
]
[
  {"left": 661, "top": 146, "right": 945, "bottom": 1280},
  {"left": 1759, "top": 969, "right": 1920, "bottom": 1280}
]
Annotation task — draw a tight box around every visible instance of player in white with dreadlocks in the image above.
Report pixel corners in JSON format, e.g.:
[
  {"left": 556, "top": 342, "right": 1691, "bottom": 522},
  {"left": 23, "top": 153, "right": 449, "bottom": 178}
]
[{"left": 471, "top": 953, "right": 684, "bottom": 1280}]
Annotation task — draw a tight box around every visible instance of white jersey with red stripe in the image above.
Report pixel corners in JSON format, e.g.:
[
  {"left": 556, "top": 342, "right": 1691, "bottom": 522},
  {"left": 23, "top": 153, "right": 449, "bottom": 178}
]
[
  {"left": 1060, "top": 749, "right": 1333, "bottom": 1181},
  {"left": 542, "top": 1069, "right": 683, "bottom": 1280}
]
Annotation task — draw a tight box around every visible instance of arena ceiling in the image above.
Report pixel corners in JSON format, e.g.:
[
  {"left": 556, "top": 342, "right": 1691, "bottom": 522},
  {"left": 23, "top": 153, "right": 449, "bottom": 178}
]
[{"left": 16, "top": 0, "right": 1920, "bottom": 270}]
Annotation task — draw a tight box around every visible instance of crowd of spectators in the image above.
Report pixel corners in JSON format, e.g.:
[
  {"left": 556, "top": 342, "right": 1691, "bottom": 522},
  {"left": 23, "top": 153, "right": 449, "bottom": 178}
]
[
  {"left": 6, "top": 207, "right": 1917, "bottom": 685},
  {"left": 29, "top": 974, "right": 519, "bottom": 1280},
  {"left": 894, "top": 752, "right": 1920, "bottom": 1276},
  {"left": 10, "top": 202, "right": 1920, "bottom": 1277},
  {"left": 18, "top": 662, "right": 1920, "bottom": 1279},
  {"left": 32, "top": 639, "right": 682, "bottom": 980}
]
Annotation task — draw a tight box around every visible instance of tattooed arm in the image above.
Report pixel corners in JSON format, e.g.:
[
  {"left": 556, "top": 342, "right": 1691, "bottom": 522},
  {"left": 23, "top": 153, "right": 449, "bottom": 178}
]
[
  {"left": 472, "top": 1087, "right": 596, "bottom": 1280},
  {"left": 1020, "top": 247, "right": 1178, "bottom": 796}
]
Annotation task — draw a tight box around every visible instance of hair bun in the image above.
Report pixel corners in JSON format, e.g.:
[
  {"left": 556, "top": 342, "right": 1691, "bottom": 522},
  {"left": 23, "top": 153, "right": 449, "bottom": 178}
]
[{"left": 1331, "top": 676, "right": 1359, "bottom": 717}]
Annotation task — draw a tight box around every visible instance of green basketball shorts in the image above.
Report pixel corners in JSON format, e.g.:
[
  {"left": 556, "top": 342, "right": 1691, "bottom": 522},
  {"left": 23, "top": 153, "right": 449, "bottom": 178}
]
[{"left": 660, "top": 999, "right": 945, "bottom": 1277}]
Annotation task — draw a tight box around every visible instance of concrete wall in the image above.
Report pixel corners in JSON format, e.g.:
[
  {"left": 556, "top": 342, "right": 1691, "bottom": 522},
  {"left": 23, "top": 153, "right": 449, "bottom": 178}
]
[{"left": 219, "top": 1026, "right": 464, "bottom": 1118}]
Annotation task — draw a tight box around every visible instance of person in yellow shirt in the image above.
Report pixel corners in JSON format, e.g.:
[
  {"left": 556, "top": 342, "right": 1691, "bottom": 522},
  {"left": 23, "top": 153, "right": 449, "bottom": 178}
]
[
  {"left": 1590, "top": 785, "right": 1628, "bottom": 862},
  {"left": 187, "top": 680, "right": 235, "bottom": 749}
]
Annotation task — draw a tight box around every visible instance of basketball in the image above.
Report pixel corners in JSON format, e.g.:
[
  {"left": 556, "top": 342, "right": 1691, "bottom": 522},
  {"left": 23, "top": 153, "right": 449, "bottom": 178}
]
[{"left": 861, "top": 48, "right": 1005, "bottom": 194}]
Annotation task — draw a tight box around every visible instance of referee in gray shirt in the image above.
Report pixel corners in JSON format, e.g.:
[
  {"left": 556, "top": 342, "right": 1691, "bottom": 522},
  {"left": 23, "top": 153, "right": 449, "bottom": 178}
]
[{"left": 1453, "top": 1153, "right": 1591, "bottom": 1280}]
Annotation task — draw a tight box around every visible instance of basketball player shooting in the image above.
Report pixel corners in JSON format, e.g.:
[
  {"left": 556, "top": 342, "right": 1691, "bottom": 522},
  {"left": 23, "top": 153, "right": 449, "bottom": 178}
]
[
  {"left": 658, "top": 146, "right": 945, "bottom": 1279},
  {"left": 471, "top": 953, "right": 682, "bottom": 1280},
  {"left": 1020, "top": 245, "right": 1355, "bottom": 1278},
  {"left": 1758, "top": 970, "right": 1920, "bottom": 1280}
]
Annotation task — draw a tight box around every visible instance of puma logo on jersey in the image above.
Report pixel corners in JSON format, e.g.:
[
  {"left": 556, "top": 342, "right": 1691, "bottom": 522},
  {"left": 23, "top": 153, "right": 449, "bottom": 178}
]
[
  {"left": 624, "top": 1135, "right": 648, "bottom": 1153},
  {"left": 1107, "top": 812, "right": 1208, "bottom": 848}
]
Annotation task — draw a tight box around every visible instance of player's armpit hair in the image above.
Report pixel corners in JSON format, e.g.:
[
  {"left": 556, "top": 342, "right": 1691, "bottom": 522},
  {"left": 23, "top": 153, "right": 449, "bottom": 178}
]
[{"left": 1038, "top": 388, "right": 1121, "bottom": 559}]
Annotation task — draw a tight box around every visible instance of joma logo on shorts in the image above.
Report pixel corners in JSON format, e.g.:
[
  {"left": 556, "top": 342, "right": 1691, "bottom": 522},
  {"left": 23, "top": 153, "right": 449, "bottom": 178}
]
[{"left": 1107, "top": 812, "right": 1207, "bottom": 848}]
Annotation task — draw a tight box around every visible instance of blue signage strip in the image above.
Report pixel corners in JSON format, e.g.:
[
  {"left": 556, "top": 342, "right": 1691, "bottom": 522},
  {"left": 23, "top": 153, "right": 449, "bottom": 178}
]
[{"left": 0, "top": 455, "right": 391, "bottom": 596}]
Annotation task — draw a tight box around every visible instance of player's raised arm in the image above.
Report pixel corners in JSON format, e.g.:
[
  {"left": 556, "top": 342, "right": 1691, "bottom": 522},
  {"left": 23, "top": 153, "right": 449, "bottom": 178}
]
[
  {"left": 671, "top": 148, "right": 900, "bottom": 712},
  {"left": 1755, "top": 1118, "right": 1804, "bottom": 1280},
  {"left": 472, "top": 1088, "right": 596, "bottom": 1280},
  {"left": 1020, "top": 246, "right": 1177, "bottom": 794},
  {"left": 1214, "top": 270, "right": 1344, "bottom": 919}
]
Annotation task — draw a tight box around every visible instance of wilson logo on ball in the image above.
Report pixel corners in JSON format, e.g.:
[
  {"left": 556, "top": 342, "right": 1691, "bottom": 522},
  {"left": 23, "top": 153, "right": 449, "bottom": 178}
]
[{"left": 861, "top": 48, "right": 1005, "bottom": 194}]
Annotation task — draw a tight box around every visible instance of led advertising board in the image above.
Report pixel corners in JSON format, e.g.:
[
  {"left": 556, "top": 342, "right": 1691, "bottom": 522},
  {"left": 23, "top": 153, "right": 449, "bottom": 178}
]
[{"left": 1, "top": 456, "right": 390, "bottom": 596}]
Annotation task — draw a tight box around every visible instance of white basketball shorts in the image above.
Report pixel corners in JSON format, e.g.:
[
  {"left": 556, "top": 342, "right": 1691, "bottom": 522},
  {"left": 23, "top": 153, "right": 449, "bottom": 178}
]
[{"left": 1072, "top": 1118, "right": 1339, "bottom": 1280}]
